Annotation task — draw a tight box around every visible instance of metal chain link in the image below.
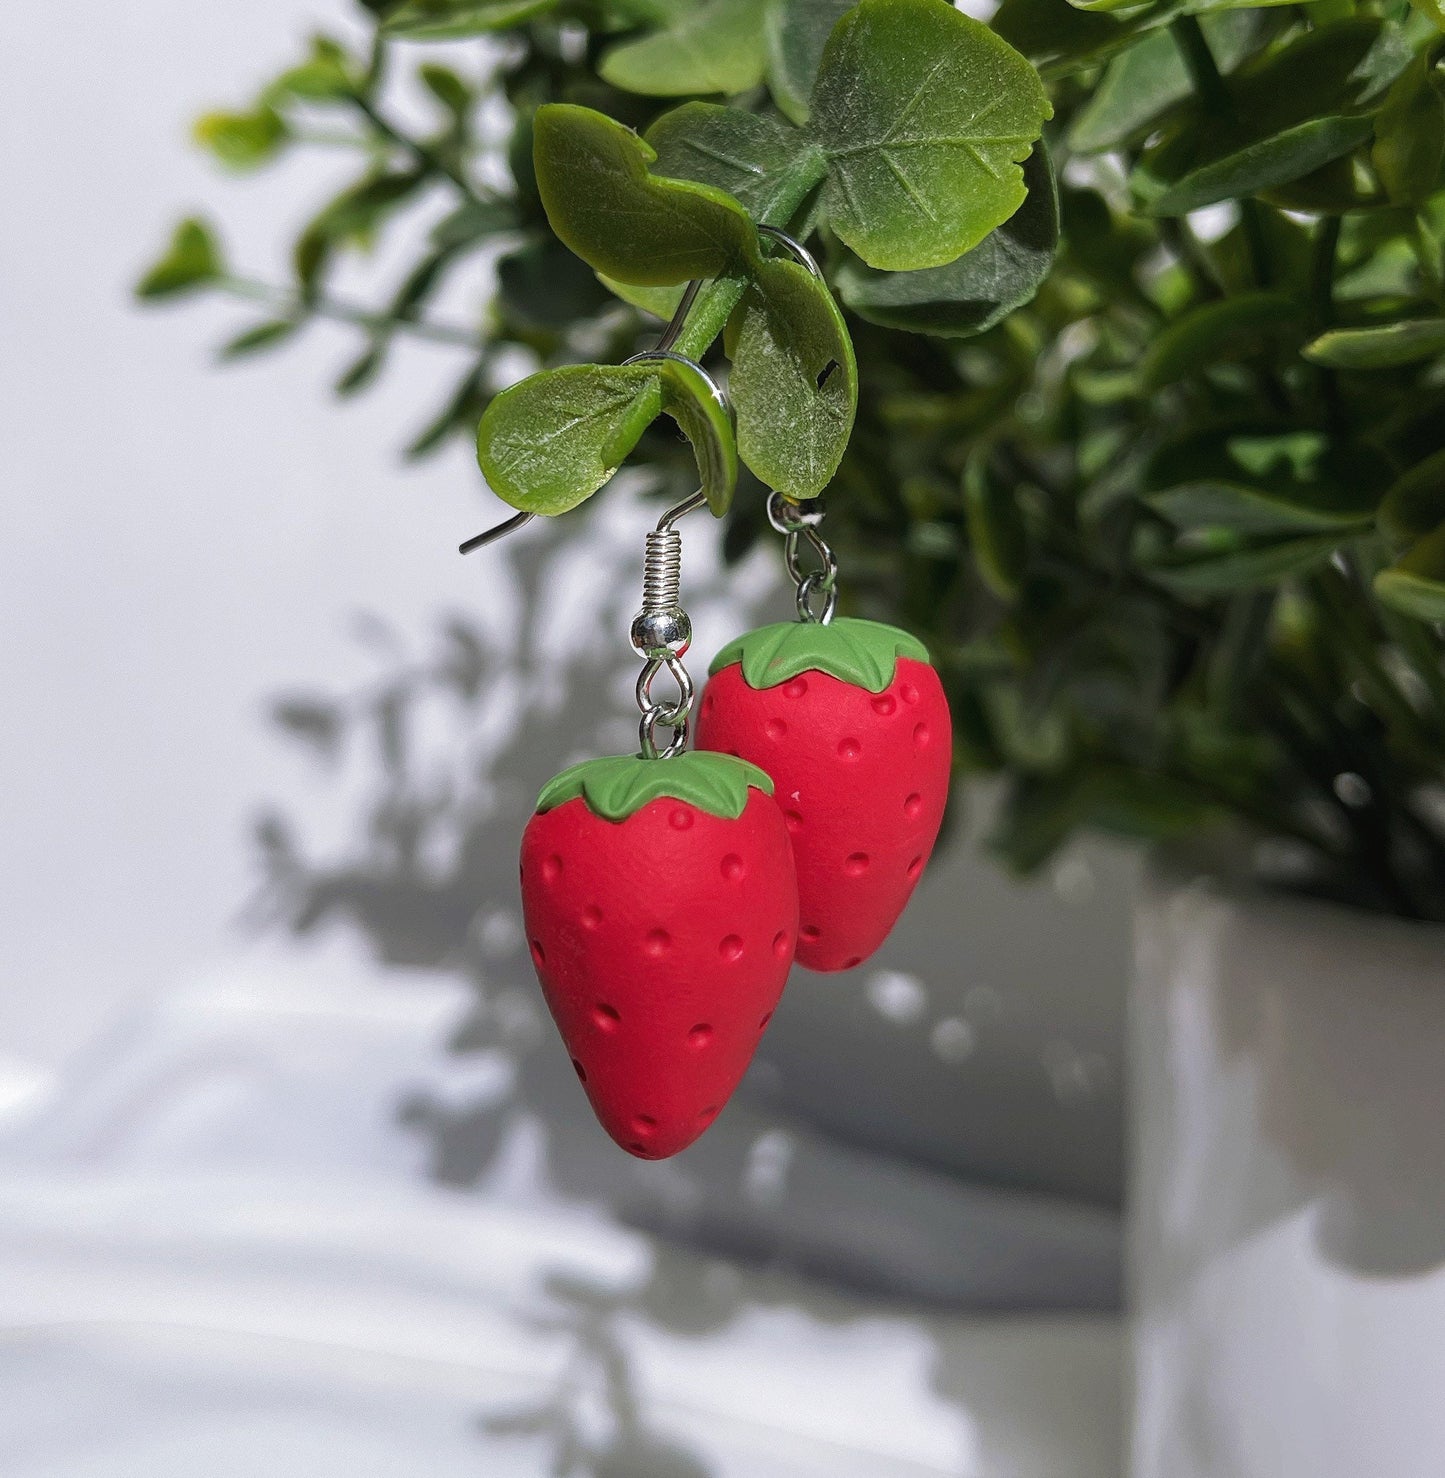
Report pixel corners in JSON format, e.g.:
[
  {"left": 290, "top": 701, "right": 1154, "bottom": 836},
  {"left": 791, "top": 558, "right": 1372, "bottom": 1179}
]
[{"left": 767, "top": 491, "right": 838, "bottom": 624}]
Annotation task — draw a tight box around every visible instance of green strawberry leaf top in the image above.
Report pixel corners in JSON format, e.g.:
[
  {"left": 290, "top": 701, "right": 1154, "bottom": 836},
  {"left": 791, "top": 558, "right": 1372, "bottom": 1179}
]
[
  {"left": 536, "top": 750, "right": 774, "bottom": 822},
  {"left": 709, "top": 617, "right": 931, "bottom": 694}
]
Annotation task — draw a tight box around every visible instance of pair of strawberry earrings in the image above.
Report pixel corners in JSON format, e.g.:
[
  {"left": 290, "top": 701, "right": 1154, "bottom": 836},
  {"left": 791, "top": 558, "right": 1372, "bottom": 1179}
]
[{"left": 464, "top": 378, "right": 950, "bottom": 1164}]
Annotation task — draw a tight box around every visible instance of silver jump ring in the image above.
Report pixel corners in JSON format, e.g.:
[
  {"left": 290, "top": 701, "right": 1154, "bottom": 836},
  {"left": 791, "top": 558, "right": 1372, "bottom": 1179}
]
[
  {"left": 768, "top": 491, "right": 838, "bottom": 625},
  {"left": 636, "top": 657, "right": 694, "bottom": 760},
  {"left": 757, "top": 224, "right": 824, "bottom": 280}
]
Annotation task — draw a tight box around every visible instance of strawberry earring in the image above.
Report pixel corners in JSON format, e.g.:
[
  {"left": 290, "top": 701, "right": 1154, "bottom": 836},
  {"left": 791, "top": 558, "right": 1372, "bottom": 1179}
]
[
  {"left": 694, "top": 491, "right": 952, "bottom": 972},
  {"left": 508, "top": 449, "right": 798, "bottom": 1160}
]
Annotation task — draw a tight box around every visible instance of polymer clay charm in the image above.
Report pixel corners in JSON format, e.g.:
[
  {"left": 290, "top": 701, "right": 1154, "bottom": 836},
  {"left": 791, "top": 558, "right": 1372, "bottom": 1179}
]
[
  {"left": 696, "top": 615, "right": 951, "bottom": 973},
  {"left": 521, "top": 752, "right": 797, "bottom": 1158}
]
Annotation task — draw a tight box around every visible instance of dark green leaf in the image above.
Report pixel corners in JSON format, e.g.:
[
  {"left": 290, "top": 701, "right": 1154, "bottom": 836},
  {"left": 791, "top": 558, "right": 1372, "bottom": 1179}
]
[
  {"left": 136, "top": 218, "right": 224, "bottom": 299},
  {"left": 1380, "top": 450, "right": 1445, "bottom": 541},
  {"left": 1372, "top": 45, "right": 1445, "bottom": 206},
  {"left": 498, "top": 240, "right": 613, "bottom": 329},
  {"left": 807, "top": 0, "right": 1053, "bottom": 271},
  {"left": 834, "top": 142, "right": 1058, "bottom": 337},
  {"left": 963, "top": 455, "right": 1028, "bottom": 598},
  {"left": 646, "top": 103, "right": 812, "bottom": 220},
  {"left": 600, "top": 0, "right": 768, "bottom": 97},
  {"left": 1068, "top": 12, "right": 1260, "bottom": 153},
  {"left": 1141, "top": 292, "right": 1305, "bottom": 390},
  {"left": 764, "top": 0, "right": 855, "bottom": 124},
  {"left": 1145, "top": 532, "right": 1344, "bottom": 592},
  {"left": 533, "top": 103, "right": 759, "bottom": 284},
  {"left": 430, "top": 199, "right": 520, "bottom": 249},
  {"left": 1303, "top": 317, "right": 1445, "bottom": 368},
  {"left": 336, "top": 339, "right": 388, "bottom": 397},
  {"left": 724, "top": 257, "right": 857, "bottom": 498},
  {"left": 420, "top": 63, "right": 474, "bottom": 115}
]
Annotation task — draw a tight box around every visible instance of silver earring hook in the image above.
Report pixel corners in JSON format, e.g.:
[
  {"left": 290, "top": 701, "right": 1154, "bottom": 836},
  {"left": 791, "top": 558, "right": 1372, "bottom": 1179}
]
[{"left": 757, "top": 224, "right": 823, "bottom": 280}]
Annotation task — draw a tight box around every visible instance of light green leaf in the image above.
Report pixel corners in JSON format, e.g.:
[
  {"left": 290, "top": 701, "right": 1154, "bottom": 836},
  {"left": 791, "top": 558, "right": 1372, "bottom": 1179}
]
[
  {"left": 219, "top": 318, "right": 302, "bottom": 359},
  {"left": 136, "top": 218, "right": 224, "bottom": 299},
  {"left": 724, "top": 257, "right": 858, "bottom": 499},
  {"left": 194, "top": 108, "right": 290, "bottom": 170},
  {"left": 263, "top": 36, "right": 359, "bottom": 102},
  {"left": 834, "top": 142, "right": 1058, "bottom": 338},
  {"left": 1303, "top": 318, "right": 1445, "bottom": 368},
  {"left": 534, "top": 103, "right": 759, "bottom": 285},
  {"left": 600, "top": 0, "right": 768, "bottom": 97},
  {"left": 1141, "top": 292, "right": 1305, "bottom": 390},
  {"left": 1374, "top": 525, "right": 1445, "bottom": 621},
  {"left": 807, "top": 0, "right": 1053, "bottom": 271},
  {"left": 710, "top": 616, "right": 930, "bottom": 691},
  {"left": 597, "top": 275, "right": 689, "bottom": 318},
  {"left": 536, "top": 751, "right": 773, "bottom": 820},
  {"left": 478, "top": 365, "right": 663, "bottom": 516},
  {"left": 646, "top": 103, "right": 819, "bottom": 221},
  {"left": 477, "top": 357, "right": 739, "bottom": 516},
  {"left": 764, "top": 0, "right": 856, "bottom": 124},
  {"left": 382, "top": 0, "right": 557, "bottom": 38},
  {"left": 1406, "top": 0, "right": 1445, "bottom": 32}
]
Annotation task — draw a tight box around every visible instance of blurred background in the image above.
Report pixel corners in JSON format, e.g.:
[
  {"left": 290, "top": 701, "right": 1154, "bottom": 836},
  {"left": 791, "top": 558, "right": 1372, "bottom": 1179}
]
[{"left": 0, "top": 4, "right": 1131, "bottom": 1473}]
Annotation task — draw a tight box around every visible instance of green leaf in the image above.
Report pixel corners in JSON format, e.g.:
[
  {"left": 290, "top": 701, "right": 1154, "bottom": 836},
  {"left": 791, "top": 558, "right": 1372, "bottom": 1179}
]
[
  {"left": 1303, "top": 318, "right": 1445, "bottom": 368},
  {"left": 992, "top": 0, "right": 1132, "bottom": 80},
  {"left": 1135, "top": 20, "right": 1408, "bottom": 216},
  {"left": 1144, "top": 429, "right": 1382, "bottom": 533},
  {"left": 1145, "top": 532, "right": 1345, "bottom": 593},
  {"left": 294, "top": 169, "right": 429, "bottom": 290},
  {"left": 834, "top": 142, "right": 1058, "bottom": 338},
  {"left": 807, "top": 0, "right": 1053, "bottom": 271},
  {"left": 479, "top": 365, "right": 662, "bottom": 516},
  {"left": 1372, "top": 45, "right": 1445, "bottom": 206},
  {"left": 600, "top": 0, "right": 769, "bottom": 97},
  {"left": 1067, "top": 13, "right": 1259, "bottom": 154},
  {"left": 382, "top": 0, "right": 557, "bottom": 37},
  {"left": 1144, "top": 116, "right": 1374, "bottom": 216},
  {"left": 476, "top": 356, "right": 738, "bottom": 516},
  {"left": 136, "top": 218, "right": 224, "bottom": 299},
  {"left": 430, "top": 199, "right": 520, "bottom": 249},
  {"left": 963, "top": 455, "right": 1028, "bottom": 598},
  {"left": 646, "top": 103, "right": 815, "bottom": 221},
  {"left": 724, "top": 257, "right": 857, "bottom": 499},
  {"left": 1406, "top": 0, "right": 1445, "bottom": 32},
  {"left": 764, "top": 0, "right": 855, "bottom": 124},
  {"left": 1380, "top": 450, "right": 1445, "bottom": 541},
  {"left": 419, "top": 63, "right": 473, "bottom": 115},
  {"left": 219, "top": 318, "right": 301, "bottom": 359},
  {"left": 597, "top": 275, "right": 689, "bottom": 318},
  {"left": 498, "top": 240, "right": 613, "bottom": 329},
  {"left": 536, "top": 751, "right": 773, "bottom": 820},
  {"left": 1140, "top": 292, "right": 1305, "bottom": 391},
  {"left": 194, "top": 108, "right": 289, "bottom": 170},
  {"left": 709, "top": 616, "right": 931, "bottom": 692},
  {"left": 264, "top": 36, "right": 359, "bottom": 102},
  {"left": 533, "top": 103, "right": 759, "bottom": 285},
  {"left": 1374, "top": 524, "right": 1445, "bottom": 621}
]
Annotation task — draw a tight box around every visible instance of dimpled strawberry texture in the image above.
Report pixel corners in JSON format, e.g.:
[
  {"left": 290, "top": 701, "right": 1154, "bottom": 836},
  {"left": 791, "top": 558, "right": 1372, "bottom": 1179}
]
[
  {"left": 696, "top": 658, "right": 951, "bottom": 972},
  {"left": 520, "top": 790, "right": 798, "bottom": 1159}
]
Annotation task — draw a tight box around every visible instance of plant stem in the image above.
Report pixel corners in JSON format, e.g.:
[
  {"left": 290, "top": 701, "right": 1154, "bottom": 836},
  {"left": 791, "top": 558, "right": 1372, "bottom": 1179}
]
[
  {"left": 668, "top": 149, "right": 830, "bottom": 363},
  {"left": 220, "top": 274, "right": 484, "bottom": 349}
]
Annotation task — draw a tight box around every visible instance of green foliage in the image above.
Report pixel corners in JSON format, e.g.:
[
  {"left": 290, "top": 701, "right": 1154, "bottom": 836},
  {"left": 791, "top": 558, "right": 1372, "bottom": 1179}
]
[{"left": 141, "top": 0, "right": 1445, "bottom": 920}]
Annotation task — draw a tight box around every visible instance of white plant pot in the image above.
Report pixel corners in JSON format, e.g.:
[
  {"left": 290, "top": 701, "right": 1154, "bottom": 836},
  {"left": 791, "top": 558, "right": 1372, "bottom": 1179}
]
[{"left": 1131, "top": 864, "right": 1445, "bottom": 1478}]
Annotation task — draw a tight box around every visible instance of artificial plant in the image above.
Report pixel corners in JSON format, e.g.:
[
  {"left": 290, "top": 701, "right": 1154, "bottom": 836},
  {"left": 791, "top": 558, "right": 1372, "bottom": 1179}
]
[{"left": 142, "top": 0, "right": 1445, "bottom": 920}]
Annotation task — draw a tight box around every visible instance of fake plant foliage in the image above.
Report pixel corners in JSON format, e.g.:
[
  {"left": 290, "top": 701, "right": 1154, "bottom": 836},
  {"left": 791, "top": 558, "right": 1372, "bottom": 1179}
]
[{"left": 142, "top": 0, "right": 1445, "bottom": 921}]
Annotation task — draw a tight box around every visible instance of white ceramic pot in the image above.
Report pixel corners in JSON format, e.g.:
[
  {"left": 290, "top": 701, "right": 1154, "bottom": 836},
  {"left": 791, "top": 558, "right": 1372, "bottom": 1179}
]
[{"left": 1131, "top": 864, "right": 1445, "bottom": 1478}]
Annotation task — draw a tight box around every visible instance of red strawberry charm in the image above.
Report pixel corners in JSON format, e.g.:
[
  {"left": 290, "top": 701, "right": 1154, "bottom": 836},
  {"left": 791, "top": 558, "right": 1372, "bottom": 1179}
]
[
  {"left": 694, "top": 619, "right": 951, "bottom": 973},
  {"left": 520, "top": 751, "right": 798, "bottom": 1159}
]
